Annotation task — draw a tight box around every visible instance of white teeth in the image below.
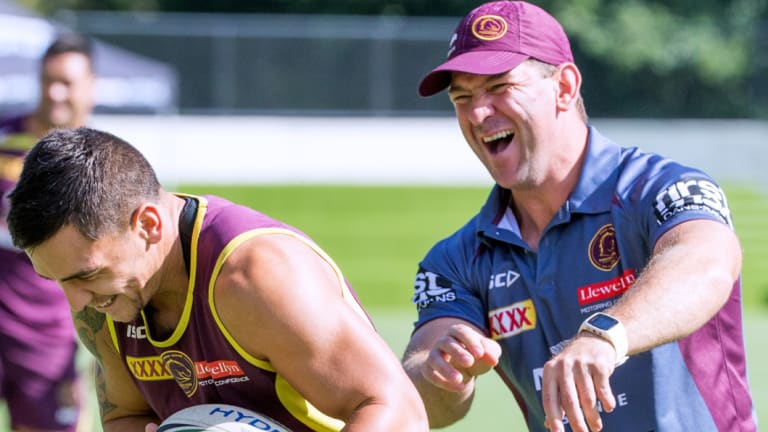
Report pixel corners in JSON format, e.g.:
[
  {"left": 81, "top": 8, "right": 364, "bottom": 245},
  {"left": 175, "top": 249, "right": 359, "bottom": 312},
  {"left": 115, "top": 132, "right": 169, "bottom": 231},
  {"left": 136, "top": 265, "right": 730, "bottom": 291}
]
[
  {"left": 483, "top": 130, "right": 513, "bottom": 143},
  {"left": 97, "top": 296, "right": 115, "bottom": 308}
]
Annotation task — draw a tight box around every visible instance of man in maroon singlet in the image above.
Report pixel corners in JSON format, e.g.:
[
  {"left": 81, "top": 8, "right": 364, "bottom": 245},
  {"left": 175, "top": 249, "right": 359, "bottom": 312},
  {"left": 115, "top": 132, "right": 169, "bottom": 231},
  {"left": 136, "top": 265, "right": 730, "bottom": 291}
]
[{"left": 6, "top": 127, "right": 428, "bottom": 432}]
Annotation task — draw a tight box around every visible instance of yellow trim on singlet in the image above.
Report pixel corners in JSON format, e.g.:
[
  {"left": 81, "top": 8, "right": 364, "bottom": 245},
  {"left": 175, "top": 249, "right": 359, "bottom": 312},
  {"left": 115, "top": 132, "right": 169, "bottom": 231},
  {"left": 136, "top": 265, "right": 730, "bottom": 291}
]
[
  {"left": 0, "top": 133, "right": 36, "bottom": 151},
  {"left": 208, "top": 228, "right": 368, "bottom": 432},
  {"left": 275, "top": 375, "right": 345, "bottom": 432},
  {"left": 107, "top": 194, "right": 209, "bottom": 353},
  {"left": 107, "top": 317, "right": 120, "bottom": 354},
  {"left": 144, "top": 194, "right": 208, "bottom": 348}
]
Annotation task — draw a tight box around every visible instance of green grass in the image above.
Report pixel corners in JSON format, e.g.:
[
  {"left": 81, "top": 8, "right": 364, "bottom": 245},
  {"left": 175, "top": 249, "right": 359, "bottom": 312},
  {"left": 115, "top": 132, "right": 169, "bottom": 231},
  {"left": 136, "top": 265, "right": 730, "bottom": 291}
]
[
  {"left": 180, "top": 183, "right": 768, "bottom": 312},
  {"left": 179, "top": 184, "right": 491, "bottom": 310},
  {"left": 725, "top": 184, "right": 768, "bottom": 309}
]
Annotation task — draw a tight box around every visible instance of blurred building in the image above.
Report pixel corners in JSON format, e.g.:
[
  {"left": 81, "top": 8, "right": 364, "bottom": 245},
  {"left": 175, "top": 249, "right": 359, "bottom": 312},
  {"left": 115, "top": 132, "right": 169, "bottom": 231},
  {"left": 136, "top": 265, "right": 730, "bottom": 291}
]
[{"left": 0, "top": 0, "right": 178, "bottom": 116}]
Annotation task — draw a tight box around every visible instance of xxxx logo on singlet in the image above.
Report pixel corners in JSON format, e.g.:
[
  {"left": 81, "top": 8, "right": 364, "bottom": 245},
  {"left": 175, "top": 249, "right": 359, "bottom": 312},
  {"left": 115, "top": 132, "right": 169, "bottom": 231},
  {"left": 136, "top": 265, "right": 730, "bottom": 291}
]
[{"left": 128, "top": 350, "right": 249, "bottom": 398}]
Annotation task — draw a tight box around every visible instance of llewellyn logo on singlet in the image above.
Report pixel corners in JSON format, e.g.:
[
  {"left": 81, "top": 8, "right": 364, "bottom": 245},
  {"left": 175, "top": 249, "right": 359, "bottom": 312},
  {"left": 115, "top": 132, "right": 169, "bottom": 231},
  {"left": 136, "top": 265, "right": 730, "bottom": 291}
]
[{"left": 128, "top": 351, "right": 250, "bottom": 397}]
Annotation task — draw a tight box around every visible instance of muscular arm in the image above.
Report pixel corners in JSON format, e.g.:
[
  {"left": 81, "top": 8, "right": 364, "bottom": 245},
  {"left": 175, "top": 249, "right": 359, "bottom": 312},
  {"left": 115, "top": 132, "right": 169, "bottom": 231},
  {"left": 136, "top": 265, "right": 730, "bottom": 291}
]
[
  {"left": 611, "top": 219, "right": 740, "bottom": 351},
  {"left": 402, "top": 318, "right": 501, "bottom": 428},
  {"left": 215, "top": 233, "right": 429, "bottom": 432},
  {"left": 542, "top": 219, "right": 741, "bottom": 432},
  {"left": 73, "top": 308, "right": 159, "bottom": 432}
]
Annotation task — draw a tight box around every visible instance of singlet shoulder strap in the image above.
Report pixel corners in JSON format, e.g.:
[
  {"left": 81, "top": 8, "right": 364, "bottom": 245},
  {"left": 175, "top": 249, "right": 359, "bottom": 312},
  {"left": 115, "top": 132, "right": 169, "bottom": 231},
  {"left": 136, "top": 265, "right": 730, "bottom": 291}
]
[{"left": 178, "top": 196, "right": 198, "bottom": 275}]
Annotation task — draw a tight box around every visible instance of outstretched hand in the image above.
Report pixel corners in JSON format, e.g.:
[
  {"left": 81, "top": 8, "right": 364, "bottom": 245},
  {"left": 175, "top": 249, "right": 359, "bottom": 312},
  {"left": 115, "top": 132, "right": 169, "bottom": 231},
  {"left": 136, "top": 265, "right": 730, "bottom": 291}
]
[
  {"left": 421, "top": 323, "right": 502, "bottom": 392},
  {"left": 541, "top": 333, "right": 619, "bottom": 432}
]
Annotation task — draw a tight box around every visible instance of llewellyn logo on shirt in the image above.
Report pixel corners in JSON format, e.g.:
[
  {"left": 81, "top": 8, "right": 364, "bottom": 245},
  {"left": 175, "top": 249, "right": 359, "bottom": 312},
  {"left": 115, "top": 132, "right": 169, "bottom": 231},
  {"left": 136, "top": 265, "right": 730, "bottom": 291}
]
[{"left": 577, "top": 269, "right": 636, "bottom": 306}]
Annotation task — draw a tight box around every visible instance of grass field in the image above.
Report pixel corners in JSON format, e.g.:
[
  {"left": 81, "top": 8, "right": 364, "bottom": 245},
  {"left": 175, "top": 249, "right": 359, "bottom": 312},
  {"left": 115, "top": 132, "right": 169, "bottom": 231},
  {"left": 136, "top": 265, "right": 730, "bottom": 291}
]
[
  {"left": 180, "top": 183, "right": 768, "bottom": 312},
  {"left": 3, "top": 184, "right": 765, "bottom": 430}
]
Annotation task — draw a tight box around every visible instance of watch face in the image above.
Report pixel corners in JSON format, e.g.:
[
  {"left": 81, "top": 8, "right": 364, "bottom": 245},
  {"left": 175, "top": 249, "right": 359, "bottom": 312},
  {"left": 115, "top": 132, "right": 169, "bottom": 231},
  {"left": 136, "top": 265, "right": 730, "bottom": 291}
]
[{"left": 589, "top": 313, "right": 619, "bottom": 329}]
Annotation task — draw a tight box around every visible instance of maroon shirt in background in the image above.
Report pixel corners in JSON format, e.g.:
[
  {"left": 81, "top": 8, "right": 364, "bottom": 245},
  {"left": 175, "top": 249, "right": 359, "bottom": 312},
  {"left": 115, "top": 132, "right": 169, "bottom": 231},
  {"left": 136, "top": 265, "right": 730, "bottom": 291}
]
[{"left": 0, "top": 114, "right": 80, "bottom": 431}]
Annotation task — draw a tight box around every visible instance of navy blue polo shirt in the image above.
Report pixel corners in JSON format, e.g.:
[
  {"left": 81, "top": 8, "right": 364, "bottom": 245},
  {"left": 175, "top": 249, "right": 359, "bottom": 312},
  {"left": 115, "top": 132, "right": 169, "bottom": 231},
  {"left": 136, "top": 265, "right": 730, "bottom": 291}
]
[{"left": 412, "top": 127, "right": 755, "bottom": 431}]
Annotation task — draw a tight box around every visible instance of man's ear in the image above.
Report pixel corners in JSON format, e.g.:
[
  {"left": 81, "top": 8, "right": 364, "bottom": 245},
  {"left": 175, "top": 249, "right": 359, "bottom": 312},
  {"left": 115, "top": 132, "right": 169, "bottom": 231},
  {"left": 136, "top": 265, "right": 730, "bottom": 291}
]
[
  {"left": 555, "top": 62, "right": 582, "bottom": 112},
  {"left": 132, "top": 204, "right": 162, "bottom": 245}
]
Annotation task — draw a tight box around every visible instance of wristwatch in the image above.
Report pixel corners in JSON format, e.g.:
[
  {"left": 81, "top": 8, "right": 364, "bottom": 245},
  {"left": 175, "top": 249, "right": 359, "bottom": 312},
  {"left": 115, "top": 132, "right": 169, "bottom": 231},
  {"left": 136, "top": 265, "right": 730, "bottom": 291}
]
[{"left": 578, "top": 312, "right": 629, "bottom": 367}]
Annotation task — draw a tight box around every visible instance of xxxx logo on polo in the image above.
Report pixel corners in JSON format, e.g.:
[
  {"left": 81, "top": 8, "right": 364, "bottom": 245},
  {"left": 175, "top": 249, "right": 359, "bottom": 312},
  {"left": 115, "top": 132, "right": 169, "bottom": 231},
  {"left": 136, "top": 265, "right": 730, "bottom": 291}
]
[{"left": 488, "top": 299, "right": 536, "bottom": 340}]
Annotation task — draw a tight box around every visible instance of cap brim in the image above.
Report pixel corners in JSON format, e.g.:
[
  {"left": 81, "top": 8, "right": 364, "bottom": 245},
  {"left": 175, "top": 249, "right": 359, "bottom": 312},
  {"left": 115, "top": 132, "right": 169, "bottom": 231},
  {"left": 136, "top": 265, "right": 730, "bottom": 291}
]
[{"left": 418, "top": 51, "right": 530, "bottom": 97}]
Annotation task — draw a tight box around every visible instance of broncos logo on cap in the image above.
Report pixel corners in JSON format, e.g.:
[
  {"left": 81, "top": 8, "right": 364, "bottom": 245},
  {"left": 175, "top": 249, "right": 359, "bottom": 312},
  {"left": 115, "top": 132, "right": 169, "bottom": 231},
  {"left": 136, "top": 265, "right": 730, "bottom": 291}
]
[{"left": 471, "top": 15, "right": 508, "bottom": 40}]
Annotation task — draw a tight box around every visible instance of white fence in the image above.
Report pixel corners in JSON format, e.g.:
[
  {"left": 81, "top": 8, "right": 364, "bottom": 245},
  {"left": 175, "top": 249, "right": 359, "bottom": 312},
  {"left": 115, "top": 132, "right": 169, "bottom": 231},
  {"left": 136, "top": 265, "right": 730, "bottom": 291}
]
[{"left": 91, "top": 115, "right": 767, "bottom": 187}]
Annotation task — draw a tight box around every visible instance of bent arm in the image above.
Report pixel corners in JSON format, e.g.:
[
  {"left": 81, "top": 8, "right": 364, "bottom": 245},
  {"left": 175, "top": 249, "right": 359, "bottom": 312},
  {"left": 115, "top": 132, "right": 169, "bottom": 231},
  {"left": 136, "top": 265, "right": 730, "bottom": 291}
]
[
  {"left": 402, "top": 317, "right": 501, "bottom": 428},
  {"left": 216, "top": 233, "right": 429, "bottom": 431},
  {"left": 541, "top": 219, "right": 742, "bottom": 432},
  {"left": 73, "top": 308, "right": 159, "bottom": 432},
  {"left": 609, "top": 219, "right": 741, "bottom": 354}
]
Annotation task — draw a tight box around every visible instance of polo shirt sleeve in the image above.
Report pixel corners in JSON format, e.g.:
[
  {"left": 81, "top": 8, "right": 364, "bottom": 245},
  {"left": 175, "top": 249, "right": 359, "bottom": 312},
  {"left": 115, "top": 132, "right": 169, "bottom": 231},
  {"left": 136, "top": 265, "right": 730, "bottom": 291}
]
[
  {"left": 620, "top": 151, "right": 734, "bottom": 249},
  {"left": 411, "top": 222, "right": 489, "bottom": 334}
]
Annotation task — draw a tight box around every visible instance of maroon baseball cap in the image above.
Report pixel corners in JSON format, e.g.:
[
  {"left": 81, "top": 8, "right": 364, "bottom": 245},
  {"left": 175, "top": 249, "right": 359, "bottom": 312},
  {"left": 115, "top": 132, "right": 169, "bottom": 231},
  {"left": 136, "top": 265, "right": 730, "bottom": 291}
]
[{"left": 418, "top": 1, "right": 574, "bottom": 97}]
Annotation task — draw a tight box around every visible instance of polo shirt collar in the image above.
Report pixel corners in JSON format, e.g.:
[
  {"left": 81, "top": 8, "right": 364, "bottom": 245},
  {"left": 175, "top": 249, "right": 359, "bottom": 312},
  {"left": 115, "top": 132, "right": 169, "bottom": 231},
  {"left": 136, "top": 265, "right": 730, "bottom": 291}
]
[{"left": 477, "top": 126, "right": 621, "bottom": 241}]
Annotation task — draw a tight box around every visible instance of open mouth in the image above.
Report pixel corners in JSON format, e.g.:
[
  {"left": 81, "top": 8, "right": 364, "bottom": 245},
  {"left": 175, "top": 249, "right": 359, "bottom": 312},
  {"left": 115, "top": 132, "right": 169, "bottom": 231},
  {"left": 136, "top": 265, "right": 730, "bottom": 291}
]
[
  {"left": 482, "top": 130, "right": 514, "bottom": 154},
  {"left": 93, "top": 295, "right": 116, "bottom": 310}
]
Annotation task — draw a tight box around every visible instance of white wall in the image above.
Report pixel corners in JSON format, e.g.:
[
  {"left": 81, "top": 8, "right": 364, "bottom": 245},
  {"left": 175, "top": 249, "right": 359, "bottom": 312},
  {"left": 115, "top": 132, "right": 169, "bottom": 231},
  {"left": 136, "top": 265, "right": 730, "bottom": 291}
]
[{"left": 90, "top": 115, "right": 767, "bottom": 187}]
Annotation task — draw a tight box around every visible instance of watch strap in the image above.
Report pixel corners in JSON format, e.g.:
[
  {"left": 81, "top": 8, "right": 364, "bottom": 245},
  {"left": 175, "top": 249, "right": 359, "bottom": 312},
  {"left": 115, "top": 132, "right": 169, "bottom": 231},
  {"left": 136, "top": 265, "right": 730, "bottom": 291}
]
[{"left": 578, "top": 312, "right": 629, "bottom": 367}]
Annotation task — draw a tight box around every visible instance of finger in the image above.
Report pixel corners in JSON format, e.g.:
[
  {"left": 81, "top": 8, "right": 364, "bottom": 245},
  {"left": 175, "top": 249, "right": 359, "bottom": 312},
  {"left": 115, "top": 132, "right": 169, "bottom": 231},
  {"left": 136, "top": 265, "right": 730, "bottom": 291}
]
[
  {"left": 423, "top": 346, "right": 464, "bottom": 387},
  {"left": 446, "top": 325, "right": 488, "bottom": 358},
  {"left": 480, "top": 337, "right": 502, "bottom": 366},
  {"left": 559, "top": 366, "right": 589, "bottom": 432},
  {"left": 544, "top": 358, "right": 590, "bottom": 432},
  {"left": 574, "top": 361, "right": 602, "bottom": 432},
  {"left": 593, "top": 362, "right": 617, "bottom": 414},
  {"left": 541, "top": 362, "right": 566, "bottom": 432},
  {"left": 435, "top": 334, "right": 476, "bottom": 368}
]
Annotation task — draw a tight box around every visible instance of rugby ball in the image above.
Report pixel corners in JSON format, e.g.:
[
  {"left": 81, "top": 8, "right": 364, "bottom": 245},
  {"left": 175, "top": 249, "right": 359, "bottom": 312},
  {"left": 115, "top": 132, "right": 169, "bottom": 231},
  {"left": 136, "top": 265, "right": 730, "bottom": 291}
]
[{"left": 157, "top": 403, "right": 292, "bottom": 432}]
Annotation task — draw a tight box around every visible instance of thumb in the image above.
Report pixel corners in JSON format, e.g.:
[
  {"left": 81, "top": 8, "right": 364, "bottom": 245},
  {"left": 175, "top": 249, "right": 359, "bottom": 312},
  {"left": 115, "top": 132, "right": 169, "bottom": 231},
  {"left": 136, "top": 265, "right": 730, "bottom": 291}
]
[
  {"left": 480, "top": 338, "right": 502, "bottom": 366},
  {"left": 467, "top": 338, "right": 502, "bottom": 377}
]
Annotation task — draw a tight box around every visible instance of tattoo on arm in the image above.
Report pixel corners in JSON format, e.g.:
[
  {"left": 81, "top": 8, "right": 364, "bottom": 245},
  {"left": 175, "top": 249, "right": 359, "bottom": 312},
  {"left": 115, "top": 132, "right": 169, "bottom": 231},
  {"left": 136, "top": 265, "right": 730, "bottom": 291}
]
[
  {"left": 95, "top": 363, "right": 118, "bottom": 418},
  {"left": 74, "top": 307, "right": 106, "bottom": 362}
]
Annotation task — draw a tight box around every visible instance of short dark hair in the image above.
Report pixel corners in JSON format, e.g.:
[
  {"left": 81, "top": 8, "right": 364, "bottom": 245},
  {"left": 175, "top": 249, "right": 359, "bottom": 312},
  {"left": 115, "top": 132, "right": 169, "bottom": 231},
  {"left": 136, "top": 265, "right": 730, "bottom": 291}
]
[
  {"left": 7, "top": 127, "right": 161, "bottom": 250},
  {"left": 42, "top": 33, "right": 93, "bottom": 67}
]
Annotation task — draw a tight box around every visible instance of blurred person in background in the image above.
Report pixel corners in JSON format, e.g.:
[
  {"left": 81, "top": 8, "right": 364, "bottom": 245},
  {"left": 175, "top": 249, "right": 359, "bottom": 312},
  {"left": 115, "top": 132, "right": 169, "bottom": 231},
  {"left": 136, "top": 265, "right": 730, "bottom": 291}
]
[
  {"left": 401, "top": 1, "right": 757, "bottom": 431},
  {"left": 0, "top": 33, "right": 95, "bottom": 432}
]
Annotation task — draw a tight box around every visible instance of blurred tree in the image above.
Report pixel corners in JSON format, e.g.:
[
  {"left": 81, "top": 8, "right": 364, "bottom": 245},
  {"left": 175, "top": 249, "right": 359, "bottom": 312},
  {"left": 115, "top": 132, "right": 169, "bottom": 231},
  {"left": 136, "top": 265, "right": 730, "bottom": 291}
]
[
  {"left": 22, "top": 0, "right": 765, "bottom": 86},
  {"left": 17, "top": 0, "right": 767, "bottom": 117}
]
